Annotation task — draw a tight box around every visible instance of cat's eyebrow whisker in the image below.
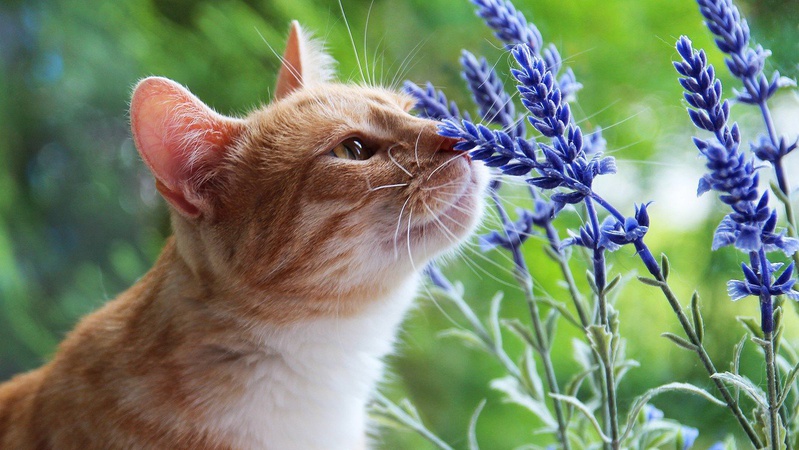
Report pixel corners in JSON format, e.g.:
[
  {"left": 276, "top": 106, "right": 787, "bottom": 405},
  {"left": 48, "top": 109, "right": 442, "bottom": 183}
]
[
  {"left": 388, "top": 38, "right": 428, "bottom": 90},
  {"left": 338, "top": 0, "right": 366, "bottom": 85},
  {"left": 426, "top": 153, "right": 464, "bottom": 181},
  {"left": 387, "top": 145, "right": 413, "bottom": 178}
]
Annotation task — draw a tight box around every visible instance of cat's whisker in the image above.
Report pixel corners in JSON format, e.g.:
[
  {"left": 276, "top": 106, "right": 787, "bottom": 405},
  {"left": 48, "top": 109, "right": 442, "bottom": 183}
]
[
  {"left": 367, "top": 182, "right": 409, "bottom": 192},
  {"left": 413, "top": 129, "right": 423, "bottom": 169},
  {"left": 420, "top": 178, "right": 462, "bottom": 191},
  {"left": 426, "top": 207, "right": 521, "bottom": 288},
  {"left": 387, "top": 145, "right": 413, "bottom": 178},
  {"left": 393, "top": 196, "right": 412, "bottom": 260},
  {"left": 388, "top": 38, "right": 428, "bottom": 91},
  {"left": 338, "top": 0, "right": 366, "bottom": 85},
  {"left": 362, "top": 0, "right": 377, "bottom": 87},
  {"left": 426, "top": 153, "right": 463, "bottom": 181}
]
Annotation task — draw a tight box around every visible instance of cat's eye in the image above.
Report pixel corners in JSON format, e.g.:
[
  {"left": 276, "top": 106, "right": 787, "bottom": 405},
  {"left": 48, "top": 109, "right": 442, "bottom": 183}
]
[{"left": 330, "top": 137, "right": 372, "bottom": 161}]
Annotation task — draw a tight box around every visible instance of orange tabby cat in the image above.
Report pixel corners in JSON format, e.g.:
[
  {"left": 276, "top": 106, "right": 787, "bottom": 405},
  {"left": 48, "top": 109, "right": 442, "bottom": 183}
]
[{"left": 0, "top": 21, "right": 487, "bottom": 449}]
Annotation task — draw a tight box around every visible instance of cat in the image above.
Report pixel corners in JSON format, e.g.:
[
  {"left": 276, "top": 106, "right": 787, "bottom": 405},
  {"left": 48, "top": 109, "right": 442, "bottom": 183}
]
[{"left": 0, "top": 20, "right": 487, "bottom": 450}]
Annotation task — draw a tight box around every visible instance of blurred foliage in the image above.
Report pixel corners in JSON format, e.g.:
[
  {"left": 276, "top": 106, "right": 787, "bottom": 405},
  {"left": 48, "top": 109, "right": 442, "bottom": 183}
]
[{"left": 0, "top": 0, "right": 797, "bottom": 448}]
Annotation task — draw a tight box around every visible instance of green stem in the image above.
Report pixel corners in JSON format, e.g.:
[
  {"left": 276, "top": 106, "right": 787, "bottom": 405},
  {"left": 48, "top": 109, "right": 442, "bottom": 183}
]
[
  {"left": 766, "top": 331, "right": 782, "bottom": 450},
  {"left": 654, "top": 275, "right": 763, "bottom": 448},
  {"left": 597, "top": 286, "right": 620, "bottom": 450},
  {"left": 514, "top": 267, "right": 571, "bottom": 450}
]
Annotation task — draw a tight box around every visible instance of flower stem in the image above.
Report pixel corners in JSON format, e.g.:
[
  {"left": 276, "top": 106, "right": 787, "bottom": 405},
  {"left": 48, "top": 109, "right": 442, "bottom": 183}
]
[
  {"left": 765, "top": 330, "right": 782, "bottom": 450},
  {"left": 585, "top": 198, "right": 619, "bottom": 449},
  {"left": 491, "top": 192, "right": 571, "bottom": 450},
  {"left": 651, "top": 274, "right": 763, "bottom": 447}
]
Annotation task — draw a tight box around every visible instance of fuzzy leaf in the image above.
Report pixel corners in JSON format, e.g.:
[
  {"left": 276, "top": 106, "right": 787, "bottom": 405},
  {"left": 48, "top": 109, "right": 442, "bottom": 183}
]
[
  {"left": 467, "top": 400, "right": 486, "bottom": 450},
  {"left": 491, "top": 377, "right": 556, "bottom": 428},
  {"left": 691, "top": 291, "right": 705, "bottom": 344},
  {"left": 550, "top": 394, "right": 610, "bottom": 443},
  {"left": 711, "top": 372, "right": 768, "bottom": 410},
  {"left": 587, "top": 325, "right": 613, "bottom": 364},
  {"left": 620, "top": 383, "right": 724, "bottom": 442},
  {"left": 521, "top": 347, "right": 545, "bottom": 401},
  {"left": 737, "top": 316, "right": 765, "bottom": 339},
  {"left": 662, "top": 332, "right": 697, "bottom": 351},
  {"left": 488, "top": 291, "right": 504, "bottom": 347},
  {"left": 604, "top": 274, "right": 622, "bottom": 295},
  {"left": 502, "top": 319, "right": 540, "bottom": 351},
  {"left": 438, "top": 329, "right": 488, "bottom": 351},
  {"left": 661, "top": 253, "right": 670, "bottom": 280},
  {"left": 779, "top": 360, "right": 799, "bottom": 408},
  {"left": 638, "top": 276, "right": 664, "bottom": 287}
]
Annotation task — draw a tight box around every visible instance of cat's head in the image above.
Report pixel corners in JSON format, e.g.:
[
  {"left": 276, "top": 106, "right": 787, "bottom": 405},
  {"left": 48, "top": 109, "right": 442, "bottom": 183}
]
[{"left": 130, "top": 22, "right": 487, "bottom": 321}]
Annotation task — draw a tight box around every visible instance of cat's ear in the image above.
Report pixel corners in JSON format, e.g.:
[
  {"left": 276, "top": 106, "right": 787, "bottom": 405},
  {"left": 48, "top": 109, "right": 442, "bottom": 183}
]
[
  {"left": 274, "top": 20, "right": 336, "bottom": 99},
  {"left": 130, "top": 76, "right": 244, "bottom": 219}
]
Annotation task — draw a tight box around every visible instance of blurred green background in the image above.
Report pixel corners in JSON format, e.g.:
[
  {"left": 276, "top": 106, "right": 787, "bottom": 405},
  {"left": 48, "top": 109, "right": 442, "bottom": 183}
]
[{"left": 1, "top": 0, "right": 798, "bottom": 448}]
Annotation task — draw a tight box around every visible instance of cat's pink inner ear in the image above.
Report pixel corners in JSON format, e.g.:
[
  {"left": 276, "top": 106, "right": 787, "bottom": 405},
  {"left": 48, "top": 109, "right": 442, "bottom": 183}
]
[
  {"left": 275, "top": 21, "right": 305, "bottom": 100},
  {"left": 130, "top": 76, "right": 243, "bottom": 218}
]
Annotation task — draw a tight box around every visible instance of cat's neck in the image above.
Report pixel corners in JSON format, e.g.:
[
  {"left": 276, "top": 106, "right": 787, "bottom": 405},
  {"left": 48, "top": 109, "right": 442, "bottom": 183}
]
[{"left": 130, "top": 237, "right": 419, "bottom": 449}]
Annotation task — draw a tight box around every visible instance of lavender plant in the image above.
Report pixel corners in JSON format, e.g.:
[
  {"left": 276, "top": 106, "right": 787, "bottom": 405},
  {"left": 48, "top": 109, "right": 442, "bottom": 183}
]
[
  {"left": 375, "top": 0, "right": 799, "bottom": 448},
  {"left": 674, "top": 0, "right": 799, "bottom": 447}
]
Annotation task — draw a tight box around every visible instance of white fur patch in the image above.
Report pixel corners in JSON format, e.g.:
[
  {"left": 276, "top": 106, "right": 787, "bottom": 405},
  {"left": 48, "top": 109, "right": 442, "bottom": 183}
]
[{"left": 206, "top": 275, "right": 420, "bottom": 450}]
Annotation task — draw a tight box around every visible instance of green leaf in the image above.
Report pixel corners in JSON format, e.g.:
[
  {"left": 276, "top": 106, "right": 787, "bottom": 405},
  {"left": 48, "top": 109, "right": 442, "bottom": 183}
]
[
  {"left": 488, "top": 291, "right": 504, "bottom": 347},
  {"left": 544, "top": 309, "right": 559, "bottom": 350},
  {"left": 711, "top": 372, "right": 768, "bottom": 410},
  {"left": 502, "top": 319, "right": 540, "bottom": 352},
  {"left": 661, "top": 253, "right": 670, "bottom": 280},
  {"left": 732, "top": 334, "right": 746, "bottom": 376},
  {"left": 438, "top": 328, "right": 488, "bottom": 352},
  {"left": 491, "top": 376, "right": 556, "bottom": 428},
  {"left": 537, "top": 297, "right": 580, "bottom": 328},
  {"left": 620, "top": 382, "right": 724, "bottom": 442},
  {"left": 779, "top": 360, "right": 799, "bottom": 408},
  {"left": 604, "top": 274, "right": 622, "bottom": 294},
  {"left": 637, "top": 276, "right": 663, "bottom": 287},
  {"left": 467, "top": 400, "right": 486, "bottom": 450},
  {"left": 661, "top": 332, "right": 697, "bottom": 351},
  {"left": 691, "top": 291, "right": 704, "bottom": 344},
  {"left": 586, "top": 270, "right": 599, "bottom": 295},
  {"left": 773, "top": 306, "right": 783, "bottom": 351},
  {"left": 737, "top": 316, "right": 765, "bottom": 340},
  {"left": 550, "top": 394, "right": 610, "bottom": 443},
  {"left": 587, "top": 325, "right": 612, "bottom": 365},
  {"left": 521, "top": 347, "right": 544, "bottom": 401},
  {"left": 771, "top": 180, "right": 790, "bottom": 202}
]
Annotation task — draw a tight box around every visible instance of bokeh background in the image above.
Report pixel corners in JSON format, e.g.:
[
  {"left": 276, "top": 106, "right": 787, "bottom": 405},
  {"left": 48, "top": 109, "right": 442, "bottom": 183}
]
[{"left": 1, "top": 0, "right": 798, "bottom": 447}]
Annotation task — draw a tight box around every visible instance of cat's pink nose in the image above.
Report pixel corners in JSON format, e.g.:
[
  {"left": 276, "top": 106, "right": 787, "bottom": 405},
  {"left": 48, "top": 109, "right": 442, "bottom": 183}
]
[{"left": 437, "top": 137, "right": 470, "bottom": 161}]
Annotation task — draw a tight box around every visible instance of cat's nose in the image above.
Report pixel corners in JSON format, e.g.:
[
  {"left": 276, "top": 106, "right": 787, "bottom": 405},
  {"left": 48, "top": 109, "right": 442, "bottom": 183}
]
[{"left": 436, "top": 136, "right": 469, "bottom": 160}]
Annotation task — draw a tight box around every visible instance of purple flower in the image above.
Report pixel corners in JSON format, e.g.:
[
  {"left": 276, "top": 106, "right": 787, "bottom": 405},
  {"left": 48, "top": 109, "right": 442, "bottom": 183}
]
[
  {"left": 402, "top": 81, "right": 464, "bottom": 122},
  {"left": 681, "top": 426, "right": 700, "bottom": 449},
  {"left": 728, "top": 261, "right": 799, "bottom": 302},
  {"left": 479, "top": 208, "right": 535, "bottom": 252},
  {"left": 600, "top": 203, "right": 651, "bottom": 249},
  {"left": 460, "top": 50, "right": 525, "bottom": 137},
  {"left": 643, "top": 404, "right": 664, "bottom": 422},
  {"left": 694, "top": 0, "right": 796, "bottom": 170}
]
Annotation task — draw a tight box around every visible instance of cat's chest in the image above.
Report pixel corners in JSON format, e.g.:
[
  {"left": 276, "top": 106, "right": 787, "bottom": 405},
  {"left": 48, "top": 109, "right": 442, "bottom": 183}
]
[{"left": 205, "top": 279, "right": 418, "bottom": 450}]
